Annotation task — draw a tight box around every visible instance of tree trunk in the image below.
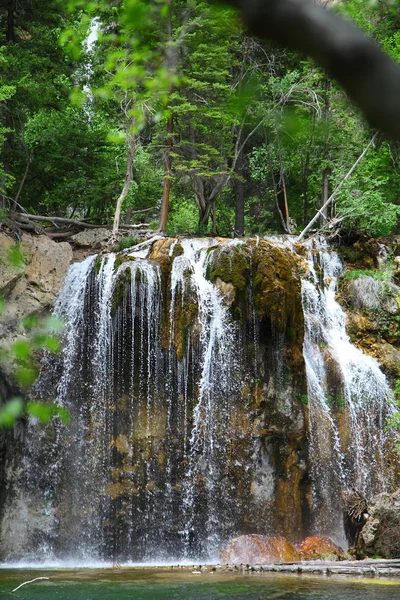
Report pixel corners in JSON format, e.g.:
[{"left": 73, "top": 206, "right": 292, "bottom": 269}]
[
  {"left": 199, "top": 201, "right": 212, "bottom": 226},
  {"left": 6, "top": 3, "right": 15, "bottom": 42},
  {"left": 234, "top": 152, "right": 245, "bottom": 236},
  {"left": 158, "top": 0, "right": 175, "bottom": 234},
  {"left": 302, "top": 150, "right": 311, "bottom": 227},
  {"left": 266, "top": 134, "right": 288, "bottom": 233},
  {"left": 158, "top": 112, "right": 173, "bottom": 233},
  {"left": 320, "top": 167, "right": 330, "bottom": 226},
  {"left": 211, "top": 201, "right": 217, "bottom": 235},
  {"left": 320, "top": 77, "right": 331, "bottom": 228},
  {"left": 112, "top": 134, "right": 135, "bottom": 234},
  {"left": 14, "top": 152, "right": 33, "bottom": 210},
  {"left": 279, "top": 171, "right": 290, "bottom": 232}
]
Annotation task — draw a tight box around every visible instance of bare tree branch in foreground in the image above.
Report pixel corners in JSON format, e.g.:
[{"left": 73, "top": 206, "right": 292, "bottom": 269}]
[{"left": 215, "top": 0, "right": 400, "bottom": 140}]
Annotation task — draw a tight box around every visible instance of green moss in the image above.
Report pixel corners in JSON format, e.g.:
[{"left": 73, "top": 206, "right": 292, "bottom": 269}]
[
  {"left": 111, "top": 268, "right": 131, "bottom": 315},
  {"left": 339, "top": 246, "right": 364, "bottom": 263},
  {"left": 94, "top": 255, "right": 103, "bottom": 274},
  {"left": 116, "top": 235, "right": 140, "bottom": 251},
  {"left": 171, "top": 242, "right": 184, "bottom": 259},
  {"left": 173, "top": 294, "right": 199, "bottom": 361},
  {"left": 342, "top": 269, "right": 389, "bottom": 281},
  {"left": 209, "top": 248, "right": 249, "bottom": 291},
  {"left": 114, "top": 254, "right": 135, "bottom": 271},
  {"left": 286, "top": 326, "right": 296, "bottom": 342}
]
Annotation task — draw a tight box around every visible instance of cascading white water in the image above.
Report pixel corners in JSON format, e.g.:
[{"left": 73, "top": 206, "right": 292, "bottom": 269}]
[
  {"left": 0, "top": 236, "right": 394, "bottom": 564},
  {"left": 168, "top": 239, "right": 238, "bottom": 557},
  {"left": 301, "top": 238, "right": 392, "bottom": 544}
]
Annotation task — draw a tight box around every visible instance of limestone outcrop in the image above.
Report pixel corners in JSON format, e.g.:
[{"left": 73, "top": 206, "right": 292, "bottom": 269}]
[
  {"left": 356, "top": 490, "right": 400, "bottom": 558},
  {"left": 0, "top": 232, "right": 73, "bottom": 362}
]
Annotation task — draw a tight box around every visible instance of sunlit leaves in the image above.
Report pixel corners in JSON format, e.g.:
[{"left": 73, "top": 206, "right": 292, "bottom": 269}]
[
  {"left": 27, "top": 402, "right": 70, "bottom": 425},
  {"left": 0, "top": 398, "right": 24, "bottom": 427},
  {"left": 7, "top": 245, "right": 25, "bottom": 269}
]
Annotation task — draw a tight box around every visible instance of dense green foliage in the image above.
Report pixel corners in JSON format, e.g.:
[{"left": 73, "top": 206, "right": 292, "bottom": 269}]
[{"left": 1, "top": 0, "right": 400, "bottom": 236}]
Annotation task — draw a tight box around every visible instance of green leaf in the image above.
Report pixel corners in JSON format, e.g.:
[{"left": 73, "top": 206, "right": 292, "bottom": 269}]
[
  {"left": 0, "top": 398, "right": 24, "bottom": 428},
  {"left": 27, "top": 402, "right": 70, "bottom": 424},
  {"left": 43, "top": 315, "right": 64, "bottom": 334},
  {"left": 22, "top": 315, "right": 39, "bottom": 331},
  {"left": 7, "top": 245, "right": 25, "bottom": 269},
  {"left": 15, "top": 366, "right": 38, "bottom": 387},
  {"left": 12, "top": 340, "right": 32, "bottom": 361},
  {"left": 43, "top": 337, "right": 61, "bottom": 353}
]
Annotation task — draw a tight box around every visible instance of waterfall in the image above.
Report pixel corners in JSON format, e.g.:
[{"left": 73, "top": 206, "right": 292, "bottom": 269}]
[
  {"left": 301, "top": 238, "right": 391, "bottom": 544},
  {"left": 0, "top": 237, "right": 393, "bottom": 564}
]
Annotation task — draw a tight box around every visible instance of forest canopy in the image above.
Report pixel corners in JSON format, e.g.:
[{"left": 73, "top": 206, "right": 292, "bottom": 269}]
[{"left": 1, "top": 0, "right": 400, "bottom": 239}]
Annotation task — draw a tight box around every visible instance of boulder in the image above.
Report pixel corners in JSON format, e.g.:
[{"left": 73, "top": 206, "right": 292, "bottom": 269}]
[
  {"left": 70, "top": 228, "right": 112, "bottom": 249},
  {"left": 0, "top": 232, "right": 72, "bottom": 361},
  {"left": 356, "top": 489, "right": 400, "bottom": 558},
  {"left": 296, "top": 536, "right": 345, "bottom": 560},
  {"left": 0, "top": 232, "right": 25, "bottom": 294},
  {"left": 220, "top": 534, "right": 301, "bottom": 564}
]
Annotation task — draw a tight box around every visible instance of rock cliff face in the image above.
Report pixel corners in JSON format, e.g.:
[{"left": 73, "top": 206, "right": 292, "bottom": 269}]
[
  {"left": 356, "top": 490, "right": 400, "bottom": 558},
  {"left": 0, "top": 233, "right": 396, "bottom": 563},
  {"left": 0, "top": 232, "right": 73, "bottom": 361}
]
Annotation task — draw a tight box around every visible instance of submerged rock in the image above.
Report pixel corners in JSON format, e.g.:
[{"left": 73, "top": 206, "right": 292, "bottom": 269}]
[
  {"left": 296, "top": 536, "right": 345, "bottom": 560},
  {"left": 220, "top": 534, "right": 301, "bottom": 564}
]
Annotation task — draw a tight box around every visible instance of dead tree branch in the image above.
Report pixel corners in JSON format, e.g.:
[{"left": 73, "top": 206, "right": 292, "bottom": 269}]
[{"left": 298, "top": 132, "right": 378, "bottom": 241}]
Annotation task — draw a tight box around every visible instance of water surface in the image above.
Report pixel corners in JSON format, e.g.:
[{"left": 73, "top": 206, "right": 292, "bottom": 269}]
[{"left": 0, "top": 569, "right": 399, "bottom": 600}]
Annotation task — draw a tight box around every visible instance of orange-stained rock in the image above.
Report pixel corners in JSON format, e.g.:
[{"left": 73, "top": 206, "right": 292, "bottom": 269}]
[
  {"left": 296, "top": 536, "right": 345, "bottom": 560},
  {"left": 220, "top": 534, "right": 301, "bottom": 564}
]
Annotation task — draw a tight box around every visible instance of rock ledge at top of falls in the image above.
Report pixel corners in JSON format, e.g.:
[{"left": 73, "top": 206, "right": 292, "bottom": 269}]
[{"left": 0, "top": 231, "right": 73, "bottom": 365}]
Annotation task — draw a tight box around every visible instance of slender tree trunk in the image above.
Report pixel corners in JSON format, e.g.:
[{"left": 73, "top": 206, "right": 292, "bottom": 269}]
[
  {"left": 320, "top": 77, "right": 331, "bottom": 227},
  {"left": 266, "top": 134, "right": 288, "bottom": 233},
  {"left": 159, "top": 112, "right": 173, "bottom": 233},
  {"left": 320, "top": 167, "right": 330, "bottom": 226},
  {"left": 279, "top": 170, "right": 290, "bottom": 232},
  {"left": 158, "top": 0, "right": 175, "bottom": 234},
  {"left": 211, "top": 201, "right": 217, "bottom": 235},
  {"left": 199, "top": 201, "right": 212, "bottom": 226},
  {"left": 234, "top": 152, "right": 245, "bottom": 236},
  {"left": 302, "top": 150, "right": 311, "bottom": 227},
  {"left": 7, "top": 3, "right": 15, "bottom": 42},
  {"left": 112, "top": 134, "right": 135, "bottom": 234},
  {"left": 14, "top": 152, "right": 33, "bottom": 210}
]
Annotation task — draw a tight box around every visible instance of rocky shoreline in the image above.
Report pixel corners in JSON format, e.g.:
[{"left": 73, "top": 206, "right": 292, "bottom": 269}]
[{"left": 129, "top": 560, "right": 400, "bottom": 578}]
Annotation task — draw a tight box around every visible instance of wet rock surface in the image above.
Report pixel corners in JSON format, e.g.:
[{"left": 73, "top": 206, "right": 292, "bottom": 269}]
[
  {"left": 220, "top": 535, "right": 302, "bottom": 564},
  {"left": 357, "top": 489, "right": 400, "bottom": 559},
  {"left": 296, "top": 536, "right": 345, "bottom": 560}
]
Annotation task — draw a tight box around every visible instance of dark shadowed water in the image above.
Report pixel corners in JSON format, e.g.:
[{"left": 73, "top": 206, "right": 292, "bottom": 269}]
[{"left": 0, "top": 569, "right": 399, "bottom": 600}]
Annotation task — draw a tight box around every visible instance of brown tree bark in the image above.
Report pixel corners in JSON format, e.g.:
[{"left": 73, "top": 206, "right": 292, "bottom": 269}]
[
  {"left": 234, "top": 152, "right": 245, "bottom": 237},
  {"left": 159, "top": 112, "right": 174, "bottom": 234},
  {"left": 112, "top": 134, "right": 136, "bottom": 234}
]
